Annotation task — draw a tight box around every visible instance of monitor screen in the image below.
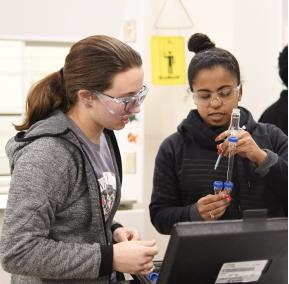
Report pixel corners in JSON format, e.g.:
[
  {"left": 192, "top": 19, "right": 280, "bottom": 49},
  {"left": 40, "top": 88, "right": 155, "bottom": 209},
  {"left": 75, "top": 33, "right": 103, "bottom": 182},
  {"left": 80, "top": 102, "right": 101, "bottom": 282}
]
[{"left": 157, "top": 217, "right": 287, "bottom": 284}]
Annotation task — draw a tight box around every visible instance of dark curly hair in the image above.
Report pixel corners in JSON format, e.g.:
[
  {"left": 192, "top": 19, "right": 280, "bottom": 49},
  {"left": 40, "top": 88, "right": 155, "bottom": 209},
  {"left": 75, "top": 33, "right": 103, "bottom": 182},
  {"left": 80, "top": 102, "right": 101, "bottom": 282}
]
[
  {"left": 187, "top": 33, "right": 240, "bottom": 90},
  {"left": 278, "top": 45, "right": 288, "bottom": 87}
]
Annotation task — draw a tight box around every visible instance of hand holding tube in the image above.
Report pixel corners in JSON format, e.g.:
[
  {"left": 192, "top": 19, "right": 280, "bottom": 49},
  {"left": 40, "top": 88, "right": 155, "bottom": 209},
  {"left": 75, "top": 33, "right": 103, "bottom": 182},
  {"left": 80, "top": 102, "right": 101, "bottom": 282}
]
[{"left": 215, "top": 129, "right": 267, "bottom": 166}]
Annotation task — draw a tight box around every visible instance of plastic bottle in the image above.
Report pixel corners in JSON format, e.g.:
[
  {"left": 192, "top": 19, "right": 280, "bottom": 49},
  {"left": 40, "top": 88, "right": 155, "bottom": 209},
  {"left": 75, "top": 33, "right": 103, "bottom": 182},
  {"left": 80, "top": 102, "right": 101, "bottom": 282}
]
[
  {"left": 226, "top": 136, "right": 238, "bottom": 182},
  {"left": 213, "top": 181, "right": 223, "bottom": 195},
  {"left": 223, "top": 181, "right": 234, "bottom": 195}
]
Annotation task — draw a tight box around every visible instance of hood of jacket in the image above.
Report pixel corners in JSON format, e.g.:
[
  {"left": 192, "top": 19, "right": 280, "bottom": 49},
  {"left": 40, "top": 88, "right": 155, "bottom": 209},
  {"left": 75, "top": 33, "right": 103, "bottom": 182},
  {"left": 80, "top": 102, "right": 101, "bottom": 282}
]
[
  {"left": 5, "top": 110, "right": 122, "bottom": 180},
  {"left": 6, "top": 110, "right": 71, "bottom": 171},
  {"left": 177, "top": 106, "right": 257, "bottom": 150}
]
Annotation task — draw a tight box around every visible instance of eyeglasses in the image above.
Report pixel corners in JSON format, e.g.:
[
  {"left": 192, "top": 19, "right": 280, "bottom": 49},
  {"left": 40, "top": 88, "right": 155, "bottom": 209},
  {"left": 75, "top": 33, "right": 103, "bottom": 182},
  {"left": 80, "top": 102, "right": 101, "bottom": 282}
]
[
  {"left": 188, "top": 85, "right": 241, "bottom": 106},
  {"left": 93, "top": 85, "right": 149, "bottom": 117}
]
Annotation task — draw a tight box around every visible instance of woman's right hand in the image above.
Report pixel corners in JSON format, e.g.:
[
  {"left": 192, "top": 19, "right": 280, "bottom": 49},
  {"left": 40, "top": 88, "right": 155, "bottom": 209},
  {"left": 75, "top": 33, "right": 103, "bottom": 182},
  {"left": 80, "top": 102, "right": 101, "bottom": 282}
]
[
  {"left": 113, "top": 240, "right": 159, "bottom": 275},
  {"left": 196, "top": 193, "right": 231, "bottom": 221}
]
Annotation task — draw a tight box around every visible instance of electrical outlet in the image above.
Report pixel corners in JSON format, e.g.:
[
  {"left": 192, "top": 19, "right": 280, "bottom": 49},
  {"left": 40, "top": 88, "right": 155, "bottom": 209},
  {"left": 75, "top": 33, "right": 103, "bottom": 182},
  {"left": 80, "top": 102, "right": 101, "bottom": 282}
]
[{"left": 123, "top": 152, "right": 136, "bottom": 174}]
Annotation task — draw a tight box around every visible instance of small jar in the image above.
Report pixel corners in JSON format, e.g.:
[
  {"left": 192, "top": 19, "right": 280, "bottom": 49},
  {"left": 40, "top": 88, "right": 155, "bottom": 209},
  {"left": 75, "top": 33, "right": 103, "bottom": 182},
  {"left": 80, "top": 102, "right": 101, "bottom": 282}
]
[
  {"left": 148, "top": 272, "right": 159, "bottom": 282},
  {"left": 213, "top": 180, "right": 223, "bottom": 195},
  {"left": 224, "top": 181, "right": 234, "bottom": 195}
]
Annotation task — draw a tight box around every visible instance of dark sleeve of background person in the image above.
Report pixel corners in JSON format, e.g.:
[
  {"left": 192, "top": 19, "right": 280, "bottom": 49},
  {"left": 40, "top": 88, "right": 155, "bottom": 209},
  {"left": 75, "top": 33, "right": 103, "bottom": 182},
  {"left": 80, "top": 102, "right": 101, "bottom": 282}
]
[
  {"left": 261, "top": 124, "right": 288, "bottom": 216},
  {"left": 259, "top": 45, "right": 288, "bottom": 135},
  {"left": 259, "top": 90, "right": 288, "bottom": 135}
]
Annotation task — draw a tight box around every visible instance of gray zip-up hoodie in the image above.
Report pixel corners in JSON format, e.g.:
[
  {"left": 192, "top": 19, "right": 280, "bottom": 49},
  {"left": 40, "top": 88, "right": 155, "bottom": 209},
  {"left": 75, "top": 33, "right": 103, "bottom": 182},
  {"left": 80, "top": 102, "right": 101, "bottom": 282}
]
[{"left": 0, "top": 111, "right": 122, "bottom": 283}]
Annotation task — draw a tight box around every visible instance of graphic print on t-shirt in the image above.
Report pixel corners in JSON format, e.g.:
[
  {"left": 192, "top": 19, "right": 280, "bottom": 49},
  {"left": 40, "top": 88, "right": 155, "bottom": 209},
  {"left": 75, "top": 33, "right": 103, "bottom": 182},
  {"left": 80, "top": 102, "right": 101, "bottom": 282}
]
[{"left": 98, "top": 172, "right": 116, "bottom": 219}]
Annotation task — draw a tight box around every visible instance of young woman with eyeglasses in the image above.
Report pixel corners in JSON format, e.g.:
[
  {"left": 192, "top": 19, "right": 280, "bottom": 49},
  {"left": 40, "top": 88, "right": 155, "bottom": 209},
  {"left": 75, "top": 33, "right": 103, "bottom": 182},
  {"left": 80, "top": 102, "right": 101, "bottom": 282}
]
[
  {"left": 150, "top": 33, "right": 287, "bottom": 235},
  {"left": 0, "top": 35, "right": 158, "bottom": 283}
]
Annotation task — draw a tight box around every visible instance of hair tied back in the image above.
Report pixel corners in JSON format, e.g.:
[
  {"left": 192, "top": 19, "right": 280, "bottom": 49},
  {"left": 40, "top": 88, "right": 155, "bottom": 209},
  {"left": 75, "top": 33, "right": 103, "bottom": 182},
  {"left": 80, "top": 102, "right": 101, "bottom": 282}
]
[{"left": 188, "top": 33, "right": 215, "bottom": 53}]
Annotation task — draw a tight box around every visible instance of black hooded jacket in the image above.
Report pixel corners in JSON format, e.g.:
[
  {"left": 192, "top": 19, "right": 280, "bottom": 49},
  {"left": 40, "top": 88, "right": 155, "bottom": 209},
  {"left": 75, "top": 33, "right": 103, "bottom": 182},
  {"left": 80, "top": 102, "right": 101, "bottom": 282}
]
[
  {"left": 150, "top": 107, "right": 288, "bottom": 234},
  {"left": 259, "top": 89, "right": 288, "bottom": 135}
]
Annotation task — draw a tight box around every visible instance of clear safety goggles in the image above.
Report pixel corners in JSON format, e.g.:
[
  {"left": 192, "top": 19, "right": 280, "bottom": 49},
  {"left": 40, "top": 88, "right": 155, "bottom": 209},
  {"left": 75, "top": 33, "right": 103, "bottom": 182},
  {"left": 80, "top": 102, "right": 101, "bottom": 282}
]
[
  {"left": 93, "top": 85, "right": 149, "bottom": 117},
  {"left": 188, "top": 85, "right": 241, "bottom": 106}
]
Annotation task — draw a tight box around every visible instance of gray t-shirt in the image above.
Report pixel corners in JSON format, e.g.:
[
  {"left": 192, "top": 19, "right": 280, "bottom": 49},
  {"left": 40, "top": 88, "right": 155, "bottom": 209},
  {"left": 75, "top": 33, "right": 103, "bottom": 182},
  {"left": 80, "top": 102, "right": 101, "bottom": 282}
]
[{"left": 67, "top": 117, "right": 116, "bottom": 221}]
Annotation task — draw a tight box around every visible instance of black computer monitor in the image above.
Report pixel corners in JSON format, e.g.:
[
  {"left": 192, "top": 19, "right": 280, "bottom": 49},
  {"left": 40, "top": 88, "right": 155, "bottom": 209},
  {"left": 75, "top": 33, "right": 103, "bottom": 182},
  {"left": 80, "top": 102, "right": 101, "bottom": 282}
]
[{"left": 157, "top": 215, "right": 287, "bottom": 284}]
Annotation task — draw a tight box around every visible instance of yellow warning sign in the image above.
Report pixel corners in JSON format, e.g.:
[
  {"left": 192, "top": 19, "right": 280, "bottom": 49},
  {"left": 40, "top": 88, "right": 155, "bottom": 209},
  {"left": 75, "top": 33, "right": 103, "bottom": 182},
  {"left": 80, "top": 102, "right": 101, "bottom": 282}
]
[{"left": 151, "top": 36, "right": 186, "bottom": 85}]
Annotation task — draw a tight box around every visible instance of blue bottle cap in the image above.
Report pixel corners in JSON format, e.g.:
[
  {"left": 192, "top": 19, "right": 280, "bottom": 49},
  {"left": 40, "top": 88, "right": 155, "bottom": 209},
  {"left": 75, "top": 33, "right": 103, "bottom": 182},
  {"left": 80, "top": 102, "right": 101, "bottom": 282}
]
[
  {"left": 228, "top": 136, "right": 238, "bottom": 143},
  {"left": 213, "top": 181, "right": 223, "bottom": 189},
  {"left": 148, "top": 272, "right": 159, "bottom": 282},
  {"left": 224, "top": 181, "right": 234, "bottom": 189}
]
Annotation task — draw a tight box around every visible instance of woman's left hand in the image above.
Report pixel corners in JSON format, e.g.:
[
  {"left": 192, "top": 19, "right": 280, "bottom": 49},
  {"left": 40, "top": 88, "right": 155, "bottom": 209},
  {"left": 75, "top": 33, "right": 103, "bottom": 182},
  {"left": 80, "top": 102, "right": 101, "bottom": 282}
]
[
  {"left": 215, "top": 129, "right": 267, "bottom": 166},
  {"left": 113, "top": 227, "right": 141, "bottom": 242}
]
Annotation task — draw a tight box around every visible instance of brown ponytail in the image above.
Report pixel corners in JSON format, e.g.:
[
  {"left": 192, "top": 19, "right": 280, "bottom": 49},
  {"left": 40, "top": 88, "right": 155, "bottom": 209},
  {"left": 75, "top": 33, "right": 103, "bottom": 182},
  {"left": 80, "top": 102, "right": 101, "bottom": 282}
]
[
  {"left": 14, "top": 71, "right": 69, "bottom": 131},
  {"left": 15, "top": 35, "right": 142, "bottom": 131}
]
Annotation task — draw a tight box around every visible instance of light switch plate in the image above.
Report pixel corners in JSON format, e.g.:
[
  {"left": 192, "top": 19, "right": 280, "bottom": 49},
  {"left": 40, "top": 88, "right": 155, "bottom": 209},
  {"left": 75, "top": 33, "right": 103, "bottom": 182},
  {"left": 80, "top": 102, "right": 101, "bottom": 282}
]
[{"left": 123, "top": 20, "right": 136, "bottom": 43}]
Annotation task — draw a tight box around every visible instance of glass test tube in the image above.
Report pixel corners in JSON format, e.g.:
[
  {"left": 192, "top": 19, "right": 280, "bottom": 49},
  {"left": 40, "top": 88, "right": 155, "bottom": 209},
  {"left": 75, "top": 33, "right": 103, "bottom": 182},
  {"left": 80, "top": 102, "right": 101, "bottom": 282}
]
[
  {"left": 229, "top": 108, "right": 240, "bottom": 136},
  {"left": 226, "top": 136, "right": 238, "bottom": 182},
  {"left": 214, "top": 108, "right": 240, "bottom": 171}
]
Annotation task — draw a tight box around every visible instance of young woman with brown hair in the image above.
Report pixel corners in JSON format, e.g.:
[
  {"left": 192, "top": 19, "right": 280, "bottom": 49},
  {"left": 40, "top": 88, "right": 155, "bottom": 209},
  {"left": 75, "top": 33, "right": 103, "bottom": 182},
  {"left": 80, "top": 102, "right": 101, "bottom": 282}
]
[{"left": 0, "top": 35, "right": 158, "bottom": 283}]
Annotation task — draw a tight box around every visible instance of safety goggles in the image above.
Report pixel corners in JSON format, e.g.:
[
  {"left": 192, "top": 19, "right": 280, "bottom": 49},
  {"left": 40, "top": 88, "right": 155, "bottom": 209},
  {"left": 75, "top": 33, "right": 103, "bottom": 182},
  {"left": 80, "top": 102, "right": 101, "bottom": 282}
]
[
  {"left": 93, "top": 85, "right": 149, "bottom": 117},
  {"left": 188, "top": 85, "right": 241, "bottom": 106}
]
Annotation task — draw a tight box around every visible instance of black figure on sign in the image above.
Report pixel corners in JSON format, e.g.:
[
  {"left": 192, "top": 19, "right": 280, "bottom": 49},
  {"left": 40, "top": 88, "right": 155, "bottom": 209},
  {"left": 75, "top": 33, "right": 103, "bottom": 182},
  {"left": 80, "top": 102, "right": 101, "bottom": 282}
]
[{"left": 164, "top": 51, "right": 175, "bottom": 74}]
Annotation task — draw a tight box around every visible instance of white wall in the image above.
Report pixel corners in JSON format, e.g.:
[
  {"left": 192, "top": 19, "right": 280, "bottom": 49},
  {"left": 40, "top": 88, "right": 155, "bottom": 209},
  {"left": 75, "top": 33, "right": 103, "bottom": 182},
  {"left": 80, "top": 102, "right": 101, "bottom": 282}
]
[
  {"left": 233, "top": 0, "right": 285, "bottom": 120},
  {"left": 0, "top": 0, "right": 124, "bottom": 41}
]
